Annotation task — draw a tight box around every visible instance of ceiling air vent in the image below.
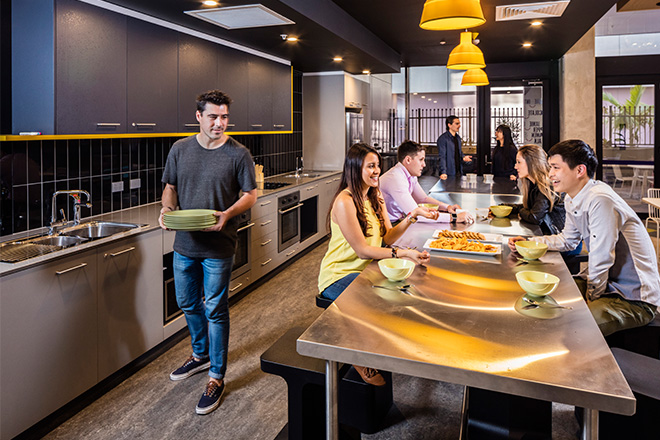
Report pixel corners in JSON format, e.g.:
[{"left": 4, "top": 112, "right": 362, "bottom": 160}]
[
  {"left": 495, "top": 1, "right": 571, "bottom": 21},
  {"left": 184, "top": 4, "right": 295, "bottom": 30}
]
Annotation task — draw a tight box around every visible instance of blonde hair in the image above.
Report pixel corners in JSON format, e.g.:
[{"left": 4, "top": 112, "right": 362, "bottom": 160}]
[{"left": 517, "top": 144, "right": 558, "bottom": 211}]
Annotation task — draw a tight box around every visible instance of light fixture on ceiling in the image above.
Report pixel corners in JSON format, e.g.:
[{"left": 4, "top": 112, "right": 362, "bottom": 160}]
[
  {"left": 447, "top": 31, "right": 485, "bottom": 70},
  {"left": 362, "top": 70, "right": 371, "bottom": 75},
  {"left": 461, "top": 68, "right": 489, "bottom": 86},
  {"left": 333, "top": 56, "right": 343, "bottom": 62},
  {"left": 202, "top": 1, "right": 219, "bottom": 6},
  {"left": 531, "top": 20, "right": 542, "bottom": 26},
  {"left": 522, "top": 42, "right": 532, "bottom": 47},
  {"left": 185, "top": 4, "right": 295, "bottom": 30},
  {"left": 413, "top": 92, "right": 418, "bottom": 95},
  {"left": 419, "top": 0, "right": 486, "bottom": 30},
  {"left": 286, "top": 36, "right": 298, "bottom": 42}
]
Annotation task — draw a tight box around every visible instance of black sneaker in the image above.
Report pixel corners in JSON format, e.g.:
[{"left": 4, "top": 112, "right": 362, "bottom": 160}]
[
  {"left": 169, "top": 355, "right": 210, "bottom": 381},
  {"left": 196, "top": 380, "right": 225, "bottom": 415}
]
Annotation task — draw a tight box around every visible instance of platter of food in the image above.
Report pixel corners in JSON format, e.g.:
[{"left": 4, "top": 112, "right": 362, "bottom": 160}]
[
  {"left": 423, "top": 237, "right": 501, "bottom": 256},
  {"left": 432, "top": 229, "right": 503, "bottom": 243}
]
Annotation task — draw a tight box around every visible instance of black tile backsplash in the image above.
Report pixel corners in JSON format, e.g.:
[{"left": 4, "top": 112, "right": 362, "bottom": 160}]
[{"left": 0, "top": 70, "right": 304, "bottom": 236}]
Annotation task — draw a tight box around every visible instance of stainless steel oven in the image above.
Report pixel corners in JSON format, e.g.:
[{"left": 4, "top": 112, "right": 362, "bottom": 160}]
[
  {"left": 278, "top": 191, "right": 302, "bottom": 252},
  {"left": 232, "top": 210, "right": 253, "bottom": 279},
  {"left": 163, "top": 252, "right": 182, "bottom": 324}
]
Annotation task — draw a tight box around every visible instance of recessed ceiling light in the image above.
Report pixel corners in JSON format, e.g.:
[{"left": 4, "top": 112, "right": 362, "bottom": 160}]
[
  {"left": 433, "top": 100, "right": 437, "bottom": 103},
  {"left": 439, "top": 39, "right": 446, "bottom": 45},
  {"left": 413, "top": 92, "right": 418, "bottom": 95},
  {"left": 428, "top": 98, "right": 432, "bottom": 101},
  {"left": 531, "top": 21, "right": 542, "bottom": 26},
  {"left": 286, "top": 36, "right": 298, "bottom": 42},
  {"left": 202, "top": 1, "right": 218, "bottom": 6},
  {"left": 333, "top": 56, "right": 343, "bottom": 62},
  {"left": 362, "top": 70, "right": 370, "bottom": 74},
  {"left": 421, "top": 95, "right": 425, "bottom": 98},
  {"left": 523, "top": 42, "right": 532, "bottom": 47}
]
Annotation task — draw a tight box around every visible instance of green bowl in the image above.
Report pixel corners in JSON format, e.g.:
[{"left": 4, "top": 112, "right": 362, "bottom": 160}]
[
  {"left": 489, "top": 205, "right": 513, "bottom": 218},
  {"left": 515, "top": 241, "right": 548, "bottom": 260},
  {"left": 516, "top": 271, "right": 559, "bottom": 296}
]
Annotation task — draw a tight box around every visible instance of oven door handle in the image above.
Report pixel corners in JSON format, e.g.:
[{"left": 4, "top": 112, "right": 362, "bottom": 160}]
[
  {"left": 236, "top": 222, "right": 255, "bottom": 232},
  {"left": 278, "top": 203, "right": 304, "bottom": 214}
]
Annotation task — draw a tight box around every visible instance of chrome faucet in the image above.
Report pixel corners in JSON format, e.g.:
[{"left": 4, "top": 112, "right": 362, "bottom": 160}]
[
  {"left": 294, "top": 156, "right": 303, "bottom": 178},
  {"left": 50, "top": 190, "right": 92, "bottom": 234}
]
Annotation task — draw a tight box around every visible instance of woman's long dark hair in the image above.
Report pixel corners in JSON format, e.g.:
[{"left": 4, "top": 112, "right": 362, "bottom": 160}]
[
  {"left": 327, "top": 143, "right": 386, "bottom": 237},
  {"left": 494, "top": 124, "right": 517, "bottom": 171}
]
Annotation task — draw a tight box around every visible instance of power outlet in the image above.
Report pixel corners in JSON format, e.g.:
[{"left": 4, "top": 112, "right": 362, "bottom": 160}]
[
  {"left": 130, "top": 178, "right": 141, "bottom": 189},
  {"left": 111, "top": 181, "right": 124, "bottom": 193}
]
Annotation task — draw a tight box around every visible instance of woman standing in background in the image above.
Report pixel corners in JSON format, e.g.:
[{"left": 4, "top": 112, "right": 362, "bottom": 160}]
[{"left": 492, "top": 125, "right": 518, "bottom": 180}]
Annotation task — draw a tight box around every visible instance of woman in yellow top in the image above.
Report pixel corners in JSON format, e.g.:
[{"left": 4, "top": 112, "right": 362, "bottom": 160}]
[
  {"left": 319, "top": 142, "right": 436, "bottom": 299},
  {"left": 318, "top": 143, "right": 437, "bottom": 386}
]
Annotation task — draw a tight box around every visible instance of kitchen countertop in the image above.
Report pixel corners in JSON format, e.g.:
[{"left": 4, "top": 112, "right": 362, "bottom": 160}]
[{"left": 0, "top": 170, "right": 340, "bottom": 277}]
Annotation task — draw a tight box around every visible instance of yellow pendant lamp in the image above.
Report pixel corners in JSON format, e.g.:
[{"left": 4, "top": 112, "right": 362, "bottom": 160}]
[
  {"left": 419, "top": 0, "right": 486, "bottom": 31},
  {"left": 461, "top": 68, "right": 489, "bottom": 86},
  {"left": 447, "top": 31, "right": 485, "bottom": 70}
]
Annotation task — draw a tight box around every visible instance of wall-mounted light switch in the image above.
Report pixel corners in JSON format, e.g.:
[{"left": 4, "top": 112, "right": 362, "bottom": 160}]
[
  {"left": 130, "top": 178, "right": 141, "bottom": 189},
  {"left": 111, "top": 181, "right": 124, "bottom": 192}
]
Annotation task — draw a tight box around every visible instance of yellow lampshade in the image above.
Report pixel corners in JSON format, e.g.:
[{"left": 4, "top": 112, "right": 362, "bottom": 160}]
[
  {"left": 420, "top": 0, "right": 486, "bottom": 31},
  {"left": 461, "top": 68, "right": 489, "bottom": 86},
  {"left": 447, "top": 31, "right": 485, "bottom": 70}
]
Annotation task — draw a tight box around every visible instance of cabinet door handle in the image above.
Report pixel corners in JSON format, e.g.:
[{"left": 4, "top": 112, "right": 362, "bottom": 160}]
[
  {"left": 237, "top": 222, "right": 255, "bottom": 232},
  {"left": 227, "top": 123, "right": 235, "bottom": 127},
  {"left": 260, "top": 258, "right": 272, "bottom": 266},
  {"left": 105, "top": 246, "right": 136, "bottom": 258},
  {"left": 229, "top": 283, "right": 243, "bottom": 292},
  {"left": 132, "top": 122, "right": 156, "bottom": 127},
  {"left": 273, "top": 124, "right": 285, "bottom": 128},
  {"left": 306, "top": 185, "right": 318, "bottom": 191},
  {"left": 251, "top": 124, "right": 263, "bottom": 128},
  {"left": 333, "top": 177, "right": 340, "bottom": 182},
  {"left": 96, "top": 123, "right": 120, "bottom": 127},
  {"left": 56, "top": 262, "right": 88, "bottom": 275},
  {"left": 260, "top": 200, "right": 272, "bottom": 207},
  {"left": 260, "top": 239, "right": 272, "bottom": 246},
  {"left": 260, "top": 220, "right": 272, "bottom": 227},
  {"left": 184, "top": 123, "right": 200, "bottom": 127},
  {"left": 286, "top": 249, "right": 296, "bottom": 257},
  {"left": 326, "top": 180, "right": 334, "bottom": 184}
]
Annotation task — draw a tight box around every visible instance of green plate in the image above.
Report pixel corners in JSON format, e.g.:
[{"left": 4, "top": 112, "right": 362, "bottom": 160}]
[{"left": 164, "top": 209, "right": 217, "bottom": 219}]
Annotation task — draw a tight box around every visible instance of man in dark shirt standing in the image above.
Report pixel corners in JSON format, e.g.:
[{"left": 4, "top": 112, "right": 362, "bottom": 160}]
[
  {"left": 437, "top": 115, "right": 472, "bottom": 180},
  {"left": 159, "top": 90, "right": 257, "bottom": 415}
]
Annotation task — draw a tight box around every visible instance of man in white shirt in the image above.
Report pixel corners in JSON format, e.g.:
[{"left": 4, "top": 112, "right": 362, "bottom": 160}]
[
  {"left": 509, "top": 139, "right": 659, "bottom": 336},
  {"left": 380, "top": 140, "right": 473, "bottom": 224}
]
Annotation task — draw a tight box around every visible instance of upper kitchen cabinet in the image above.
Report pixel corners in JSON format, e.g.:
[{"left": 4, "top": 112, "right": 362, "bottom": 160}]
[
  {"left": 272, "top": 63, "right": 292, "bottom": 131},
  {"left": 178, "top": 35, "right": 219, "bottom": 132},
  {"left": 218, "top": 46, "right": 249, "bottom": 132},
  {"left": 126, "top": 18, "right": 178, "bottom": 134},
  {"left": 248, "top": 57, "right": 273, "bottom": 131},
  {"left": 55, "top": 0, "right": 127, "bottom": 134}
]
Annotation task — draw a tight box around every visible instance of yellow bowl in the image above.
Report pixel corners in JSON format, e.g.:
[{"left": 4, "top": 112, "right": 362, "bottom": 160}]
[
  {"left": 418, "top": 203, "right": 439, "bottom": 210},
  {"left": 489, "top": 205, "right": 513, "bottom": 218},
  {"left": 378, "top": 258, "right": 415, "bottom": 282},
  {"left": 516, "top": 271, "right": 560, "bottom": 297},
  {"left": 515, "top": 241, "right": 548, "bottom": 260}
]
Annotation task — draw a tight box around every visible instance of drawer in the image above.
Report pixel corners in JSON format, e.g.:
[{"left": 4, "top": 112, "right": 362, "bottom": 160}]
[
  {"left": 280, "top": 243, "right": 301, "bottom": 262},
  {"left": 253, "top": 211, "right": 277, "bottom": 238},
  {"left": 228, "top": 271, "right": 251, "bottom": 298},
  {"left": 252, "top": 249, "right": 284, "bottom": 280},
  {"left": 252, "top": 195, "right": 277, "bottom": 219},
  {"left": 252, "top": 230, "right": 277, "bottom": 259}
]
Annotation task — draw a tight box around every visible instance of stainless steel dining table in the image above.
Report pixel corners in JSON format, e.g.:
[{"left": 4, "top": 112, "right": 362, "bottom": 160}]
[{"left": 297, "top": 193, "right": 635, "bottom": 440}]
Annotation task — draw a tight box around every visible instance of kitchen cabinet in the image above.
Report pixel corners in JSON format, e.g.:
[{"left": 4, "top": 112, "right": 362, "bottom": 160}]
[
  {"left": 178, "top": 34, "right": 219, "bottom": 132},
  {"left": 248, "top": 57, "right": 273, "bottom": 131},
  {"left": 272, "top": 63, "right": 293, "bottom": 131},
  {"left": 55, "top": 0, "right": 127, "bottom": 134},
  {"left": 0, "top": 250, "right": 98, "bottom": 440},
  {"left": 218, "top": 46, "right": 249, "bottom": 132},
  {"left": 126, "top": 18, "right": 178, "bottom": 134},
  {"left": 97, "top": 232, "right": 163, "bottom": 380}
]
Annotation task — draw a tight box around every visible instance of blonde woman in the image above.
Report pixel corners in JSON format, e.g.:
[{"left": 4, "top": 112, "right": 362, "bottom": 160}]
[{"left": 508, "top": 144, "right": 565, "bottom": 235}]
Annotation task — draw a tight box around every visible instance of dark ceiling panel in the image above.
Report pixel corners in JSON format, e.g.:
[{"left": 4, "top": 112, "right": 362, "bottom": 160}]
[{"left": 102, "top": 0, "right": 617, "bottom": 73}]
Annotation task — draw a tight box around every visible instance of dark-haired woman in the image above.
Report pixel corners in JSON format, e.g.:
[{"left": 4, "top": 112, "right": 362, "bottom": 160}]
[
  {"left": 318, "top": 143, "right": 435, "bottom": 386},
  {"left": 492, "top": 125, "right": 518, "bottom": 180}
]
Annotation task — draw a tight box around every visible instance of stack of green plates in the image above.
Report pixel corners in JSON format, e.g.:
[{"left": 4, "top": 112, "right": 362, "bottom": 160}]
[{"left": 163, "top": 209, "right": 217, "bottom": 231}]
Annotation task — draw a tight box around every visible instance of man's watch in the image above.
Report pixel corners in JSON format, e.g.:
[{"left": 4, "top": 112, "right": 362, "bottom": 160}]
[{"left": 451, "top": 213, "right": 457, "bottom": 223}]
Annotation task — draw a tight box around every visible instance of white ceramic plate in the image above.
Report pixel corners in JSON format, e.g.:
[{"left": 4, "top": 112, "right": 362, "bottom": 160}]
[
  {"left": 423, "top": 238, "right": 501, "bottom": 256},
  {"left": 432, "top": 230, "right": 503, "bottom": 243}
]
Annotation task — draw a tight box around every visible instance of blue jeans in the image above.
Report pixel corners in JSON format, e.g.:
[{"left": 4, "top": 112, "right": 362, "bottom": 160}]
[
  {"left": 173, "top": 252, "right": 233, "bottom": 380},
  {"left": 321, "top": 272, "right": 360, "bottom": 300}
]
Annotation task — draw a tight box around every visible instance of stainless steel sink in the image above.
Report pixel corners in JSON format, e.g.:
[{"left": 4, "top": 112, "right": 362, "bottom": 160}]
[
  {"left": 28, "top": 235, "right": 88, "bottom": 247},
  {"left": 60, "top": 221, "right": 140, "bottom": 239},
  {"left": 283, "top": 173, "right": 321, "bottom": 178}
]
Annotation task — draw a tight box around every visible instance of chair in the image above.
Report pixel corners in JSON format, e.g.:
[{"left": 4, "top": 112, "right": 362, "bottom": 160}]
[
  {"left": 646, "top": 188, "right": 660, "bottom": 257},
  {"left": 610, "top": 165, "right": 633, "bottom": 189}
]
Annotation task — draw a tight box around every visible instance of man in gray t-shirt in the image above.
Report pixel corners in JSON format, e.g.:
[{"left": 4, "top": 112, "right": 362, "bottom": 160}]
[{"left": 159, "top": 90, "right": 256, "bottom": 415}]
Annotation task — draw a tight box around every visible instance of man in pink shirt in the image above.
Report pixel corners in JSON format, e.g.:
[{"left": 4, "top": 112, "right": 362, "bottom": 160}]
[{"left": 380, "top": 140, "right": 473, "bottom": 224}]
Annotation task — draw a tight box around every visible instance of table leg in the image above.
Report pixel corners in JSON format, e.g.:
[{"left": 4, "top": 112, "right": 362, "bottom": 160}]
[
  {"left": 581, "top": 408, "right": 599, "bottom": 440},
  {"left": 325, "top": 360, "right": 338, "bottom": 440}
]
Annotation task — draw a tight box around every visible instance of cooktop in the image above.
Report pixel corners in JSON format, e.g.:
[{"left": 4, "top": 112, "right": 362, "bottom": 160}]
[{"left": 263, "top": 182, "right": 291, "bottom": 190}]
